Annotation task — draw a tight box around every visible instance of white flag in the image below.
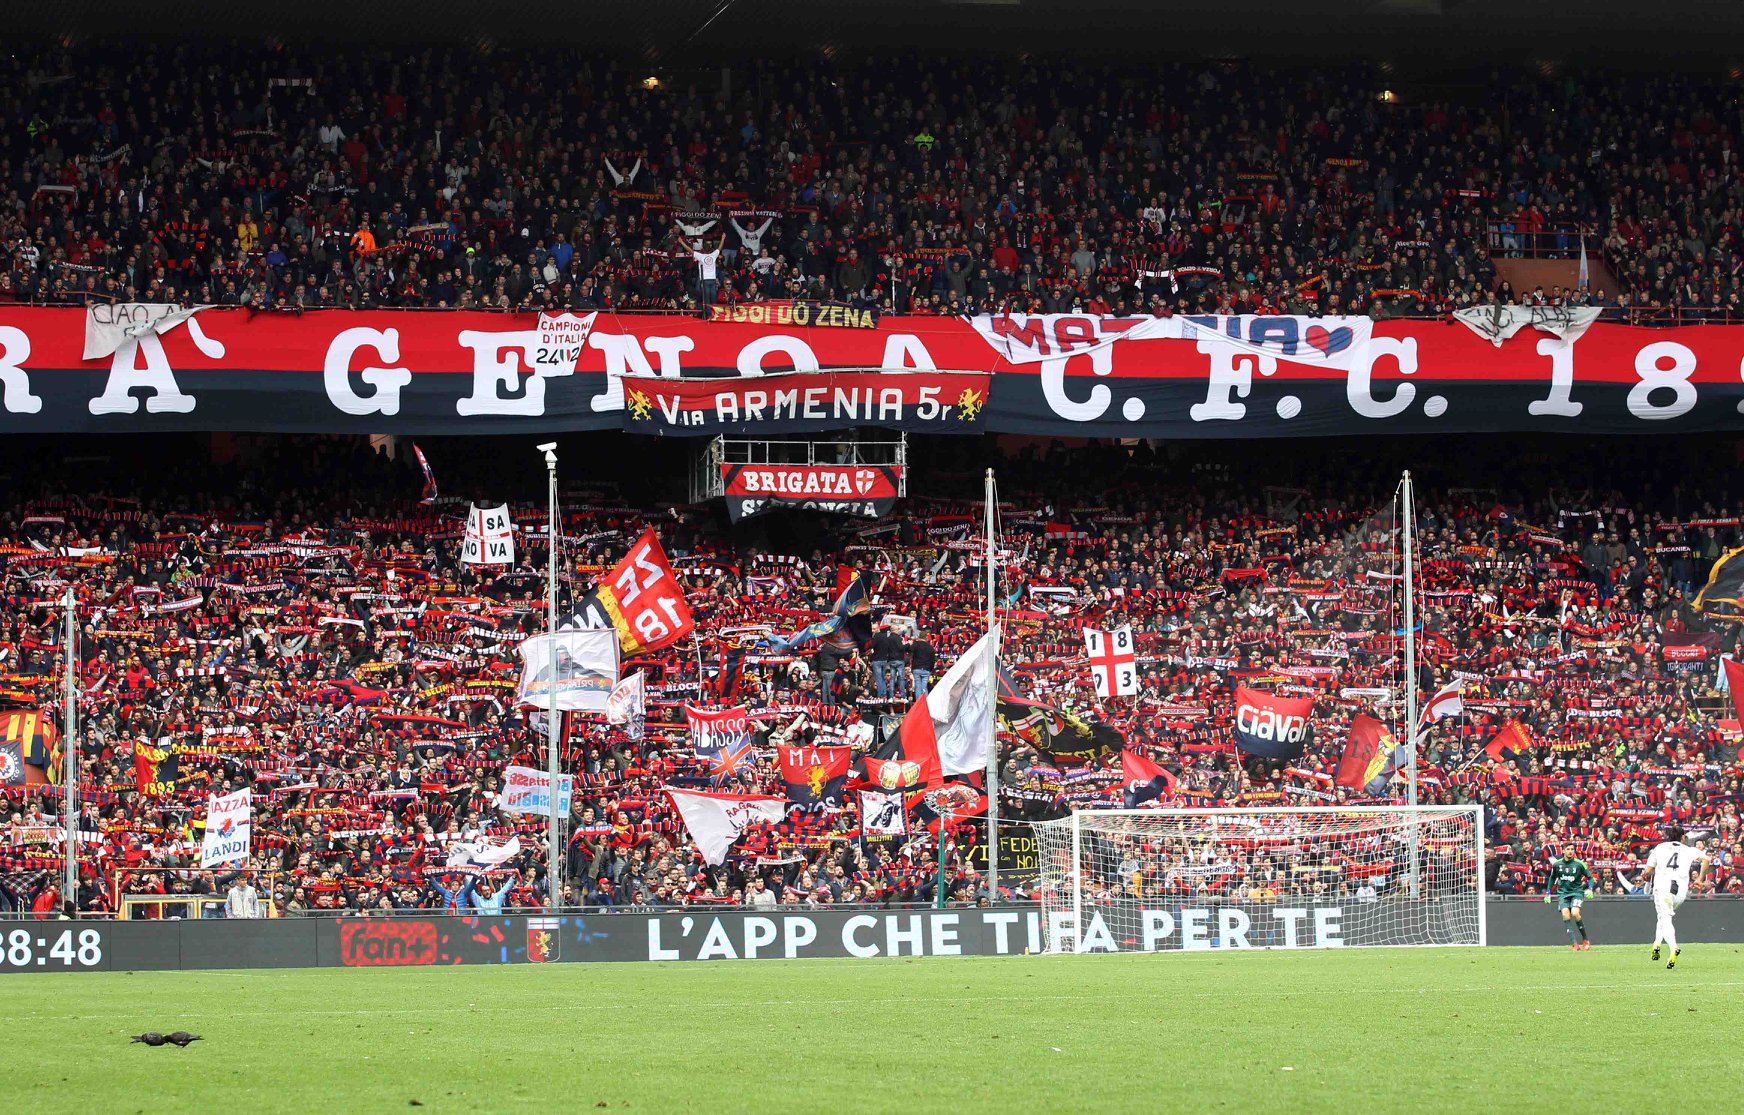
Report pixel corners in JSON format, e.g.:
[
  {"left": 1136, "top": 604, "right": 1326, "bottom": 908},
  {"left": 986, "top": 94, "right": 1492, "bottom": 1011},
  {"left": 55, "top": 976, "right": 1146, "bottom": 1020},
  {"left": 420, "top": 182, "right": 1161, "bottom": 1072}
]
[
  {"left": 859, "top": 790, "right": 907, "bottom": 837},
  {"left": 928, "top": 626, "right": 999, "bottom": 776},
  {"left": 461, "top": 503, "right": 514, "bottom": 566},
  {"left": 606, "top": 671, "right": 646, "bottom": 727},
  {"left": 517, "top": 629, "right": 619, "bottom": 712},
  {"left": 1419, "top": 679, "right": 1464, "bottom": 726},
  {"left": 1083, "top": 624, "right": 1138, "bottom": 697},
  {"left": 446, "top": 835, "right": 522, "bottom": 869},
  {"left": 200, "top": 788, "right": 252, "bottom": 868},
  {"left": 499, "top": 765, "right": 574, "bottom": 815},
  {"left": 664, "top": 787, "right": 787, "bottom": 865},
  {"left": 1578, "top": 240, "right": 1590, "bottom": 290}
]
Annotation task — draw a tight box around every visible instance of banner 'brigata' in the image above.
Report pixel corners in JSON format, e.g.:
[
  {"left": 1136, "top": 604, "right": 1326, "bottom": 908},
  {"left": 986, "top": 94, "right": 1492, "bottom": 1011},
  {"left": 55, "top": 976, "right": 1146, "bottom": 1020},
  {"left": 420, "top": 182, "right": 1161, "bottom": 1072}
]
[
  {"left": 4, "top": 306, "right": 1744, "bottom": 435},
  {"left": 721, "top": 463, "right": 901, "bottom": 521}
]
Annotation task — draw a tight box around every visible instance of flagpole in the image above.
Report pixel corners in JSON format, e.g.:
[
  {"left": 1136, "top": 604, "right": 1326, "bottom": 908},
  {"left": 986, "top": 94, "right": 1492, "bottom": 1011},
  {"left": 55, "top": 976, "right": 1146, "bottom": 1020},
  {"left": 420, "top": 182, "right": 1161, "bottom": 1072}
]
[
  {"left": 539, "top": 442, "right": 562, "bottom": 909},
  {"left": 983, "top": 467, "right": 999, "bottom": 899},
  {"left": 1401, "top": 470, "right": 1420, "bottom": 899},
  {"left": 62, "top": 586, "right": 77, "bottom": 914}
]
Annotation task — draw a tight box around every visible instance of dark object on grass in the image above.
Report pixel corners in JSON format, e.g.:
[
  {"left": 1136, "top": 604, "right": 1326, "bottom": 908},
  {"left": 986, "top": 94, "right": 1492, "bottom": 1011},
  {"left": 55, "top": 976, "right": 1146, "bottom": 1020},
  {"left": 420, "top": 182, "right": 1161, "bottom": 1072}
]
[{"left": 131, "top": 1031, "right": 202, "bottom": 1047}]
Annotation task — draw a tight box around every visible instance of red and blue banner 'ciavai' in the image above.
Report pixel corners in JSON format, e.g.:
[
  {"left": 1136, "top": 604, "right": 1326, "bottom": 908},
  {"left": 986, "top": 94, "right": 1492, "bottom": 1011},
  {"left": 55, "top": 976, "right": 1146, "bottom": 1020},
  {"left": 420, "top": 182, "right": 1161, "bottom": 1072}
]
[{"left": 1231, "top": 686, "right": 1314, "bottom": 761}]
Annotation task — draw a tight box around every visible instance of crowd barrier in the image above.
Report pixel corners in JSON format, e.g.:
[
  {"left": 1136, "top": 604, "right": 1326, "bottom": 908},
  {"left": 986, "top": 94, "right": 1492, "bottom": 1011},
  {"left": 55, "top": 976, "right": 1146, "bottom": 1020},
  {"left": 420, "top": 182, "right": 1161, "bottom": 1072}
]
[{"left": 4, "top": 899, "right": 1743, "bottom": 972}]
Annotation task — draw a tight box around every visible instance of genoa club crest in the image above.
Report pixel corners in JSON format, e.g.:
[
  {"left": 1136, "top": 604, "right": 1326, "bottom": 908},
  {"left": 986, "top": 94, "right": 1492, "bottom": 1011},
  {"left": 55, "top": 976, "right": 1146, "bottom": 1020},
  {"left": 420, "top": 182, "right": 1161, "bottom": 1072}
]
[{"left": 526, "top": 917, "right": 559, "bottom": 963}]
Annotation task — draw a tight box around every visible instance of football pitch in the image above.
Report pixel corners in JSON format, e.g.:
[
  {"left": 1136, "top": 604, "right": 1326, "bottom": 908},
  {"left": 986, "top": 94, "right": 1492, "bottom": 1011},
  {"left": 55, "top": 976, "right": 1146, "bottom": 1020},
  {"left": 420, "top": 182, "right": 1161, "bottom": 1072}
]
[{"left": 5, "top": 945, "right": 1743, "bottom": 1112}]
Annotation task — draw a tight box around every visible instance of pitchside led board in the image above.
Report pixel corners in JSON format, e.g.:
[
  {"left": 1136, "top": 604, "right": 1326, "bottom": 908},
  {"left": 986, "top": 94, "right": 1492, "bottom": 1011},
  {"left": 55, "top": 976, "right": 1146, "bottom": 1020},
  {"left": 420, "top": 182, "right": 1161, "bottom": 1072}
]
[{"left": 9, "top": 306, "right": 1744, "bottom": 435}]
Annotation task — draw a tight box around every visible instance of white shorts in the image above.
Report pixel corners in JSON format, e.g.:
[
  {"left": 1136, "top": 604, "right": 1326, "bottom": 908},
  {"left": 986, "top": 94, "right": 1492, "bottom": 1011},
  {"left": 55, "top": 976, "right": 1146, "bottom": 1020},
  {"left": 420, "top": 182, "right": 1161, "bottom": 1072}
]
[{"left": 1653, "top": 890, "right": 1686, "bottom": 916}]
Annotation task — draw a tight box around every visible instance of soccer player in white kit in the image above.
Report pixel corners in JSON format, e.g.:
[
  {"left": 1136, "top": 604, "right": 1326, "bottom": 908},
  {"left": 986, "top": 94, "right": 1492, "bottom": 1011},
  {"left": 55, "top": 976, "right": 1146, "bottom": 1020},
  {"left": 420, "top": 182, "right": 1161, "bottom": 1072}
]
[{"left": 1635, "top": 826, "right": 1709, "bottom": 970}]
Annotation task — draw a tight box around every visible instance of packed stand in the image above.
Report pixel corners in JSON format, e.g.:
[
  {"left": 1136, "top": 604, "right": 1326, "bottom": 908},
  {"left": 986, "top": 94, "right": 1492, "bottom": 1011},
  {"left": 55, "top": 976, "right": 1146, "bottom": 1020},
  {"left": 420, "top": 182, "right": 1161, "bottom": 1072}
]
[
  {"left": 0, "top": 436, "right": 1740, "bottom": 917},
  {"left": 3, "top": 42, "right": 1742, "bottom": 320}
]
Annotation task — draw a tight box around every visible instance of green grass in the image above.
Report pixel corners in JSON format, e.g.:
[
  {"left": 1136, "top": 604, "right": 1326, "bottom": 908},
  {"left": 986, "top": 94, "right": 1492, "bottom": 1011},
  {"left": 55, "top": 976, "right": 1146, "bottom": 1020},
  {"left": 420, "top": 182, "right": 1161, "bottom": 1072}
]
[{"left": 5, "top": 946, "right": 1744, "bottom": 1112}]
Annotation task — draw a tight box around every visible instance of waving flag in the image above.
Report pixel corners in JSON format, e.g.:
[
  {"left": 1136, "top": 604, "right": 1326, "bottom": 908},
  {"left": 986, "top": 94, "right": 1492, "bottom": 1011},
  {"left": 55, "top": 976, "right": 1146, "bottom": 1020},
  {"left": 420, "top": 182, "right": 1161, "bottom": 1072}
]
[
  {"left": 1083, "top": 625, "right": 1139, "bottom": 697},
  {"left": 664, "top": 788, "right": 788, "bottom": 865},
  {"left": 1696, "top": 546, "right": 1744, "bottom": 619},
  {"left": 1231, "top": 687, "right": 1314, "bottom": 761},
  {"left": 1485, "top": 720, "right": 1535, "bottom": 766},
  {"left": 606, "top": 672, "right": 647, "bottom": 739},
  {"left": 516, "top": 630, "right": 619, "bottom": 712},
  {"left": 199, "top": 788, "right": 252, "bottom": 868},
  {"left": 1335, "top": 715, "right": 1404, "bottom": 793},
  {"left": 1419, "top": 679, "right": 1463, "bottom": 727},
  {"left": 412, "top": 443, "right": 438, "bottom": 504},
  {"left": 0, "top": 740, "right": 24, "bottom": 787},
  {"left": 133, "top": 738, "right": 180, "bottom": 796},
  {"left": 1121, "top": 748, "right": 1176, "bottom": 807},
  {"left": 859, "top": 790, "right": 908, "bottom": 837},
  {"left": 687, "top": 705, "right": 754, "bottom": 780},
  {"left": 769, "top": 571, "right": 876, "bottom": 653},
  {"left": 778, "top": 744, "right": 851, "bottom": 808},
  {"left": 1723, "top": 658, "right": 1744, "bottom": 725},
  {"left": 884, "top": 628, "right": 999, "bottom": 787},
  {"left": 687, "top": 705, "right": 750, "bottom": 757}
]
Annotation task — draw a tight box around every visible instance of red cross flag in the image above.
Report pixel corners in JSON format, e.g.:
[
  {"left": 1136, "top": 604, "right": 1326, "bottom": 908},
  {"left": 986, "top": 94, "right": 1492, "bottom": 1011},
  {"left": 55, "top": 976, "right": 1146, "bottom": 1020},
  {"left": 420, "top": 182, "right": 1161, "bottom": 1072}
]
[{"left": 1083, "top": 624, "right": 1138, "bottom": 698}]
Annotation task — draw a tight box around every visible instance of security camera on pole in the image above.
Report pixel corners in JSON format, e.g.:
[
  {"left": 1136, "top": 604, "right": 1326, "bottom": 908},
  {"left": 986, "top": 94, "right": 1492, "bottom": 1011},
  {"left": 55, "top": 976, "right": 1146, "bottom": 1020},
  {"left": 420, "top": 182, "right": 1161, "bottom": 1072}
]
[{"left": 538, "top": 441, "right": 562, "bottom": 906}]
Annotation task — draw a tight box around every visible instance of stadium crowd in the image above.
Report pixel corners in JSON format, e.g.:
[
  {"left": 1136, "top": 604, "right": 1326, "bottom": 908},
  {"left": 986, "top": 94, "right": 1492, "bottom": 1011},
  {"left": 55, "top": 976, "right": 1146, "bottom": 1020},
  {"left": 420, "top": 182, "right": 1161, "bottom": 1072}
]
[
  {"left": 4, "top": 42, "right": 1744, "bottom": 321},
  {"left": 0, "top": 435, "right": 1741, "bottom": 917}
]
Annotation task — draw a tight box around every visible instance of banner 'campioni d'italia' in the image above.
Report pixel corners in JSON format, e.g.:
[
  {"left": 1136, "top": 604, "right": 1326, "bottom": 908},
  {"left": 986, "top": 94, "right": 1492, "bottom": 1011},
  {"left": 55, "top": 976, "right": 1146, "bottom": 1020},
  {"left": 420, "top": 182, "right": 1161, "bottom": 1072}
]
[
  {"left": 721, "top": 463, "right": 901, "bottom": 522},
  {"left": 622, "top": 370, "right": 990, "bottom": 435}
]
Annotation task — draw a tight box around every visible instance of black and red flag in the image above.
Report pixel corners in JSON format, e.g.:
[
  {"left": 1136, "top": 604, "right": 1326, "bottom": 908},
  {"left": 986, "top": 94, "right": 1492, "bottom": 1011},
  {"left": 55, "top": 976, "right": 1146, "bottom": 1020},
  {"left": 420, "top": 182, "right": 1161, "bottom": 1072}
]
[
  {"left": 1485, "top": 720, "right": 1535, "bottom": 766},
  {"left": 1121, "top": 749, "right": 1177, "bottom": 807}
]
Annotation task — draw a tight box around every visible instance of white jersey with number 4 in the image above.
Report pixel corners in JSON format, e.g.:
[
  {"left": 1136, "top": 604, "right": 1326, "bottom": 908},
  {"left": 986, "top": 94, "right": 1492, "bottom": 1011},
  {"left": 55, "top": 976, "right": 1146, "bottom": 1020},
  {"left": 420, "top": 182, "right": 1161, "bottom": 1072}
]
[{"left": 1645, "top": 841, "right": 1705, "bottom": 905}]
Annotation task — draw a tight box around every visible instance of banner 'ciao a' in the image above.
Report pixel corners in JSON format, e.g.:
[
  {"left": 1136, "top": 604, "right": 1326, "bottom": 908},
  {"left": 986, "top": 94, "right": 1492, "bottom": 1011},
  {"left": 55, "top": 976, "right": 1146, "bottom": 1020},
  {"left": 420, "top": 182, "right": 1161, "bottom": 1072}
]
[{"left": 3, "top": 305, "right": 1743, "bottom": 436}]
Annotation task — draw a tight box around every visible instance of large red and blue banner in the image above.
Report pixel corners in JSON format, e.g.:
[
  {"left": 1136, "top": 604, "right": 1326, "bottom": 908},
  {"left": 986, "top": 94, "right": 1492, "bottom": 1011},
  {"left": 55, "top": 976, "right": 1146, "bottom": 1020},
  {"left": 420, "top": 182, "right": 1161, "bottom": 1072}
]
[{"left": 3, "top": 306, "right": 1744, "bottom": 436}]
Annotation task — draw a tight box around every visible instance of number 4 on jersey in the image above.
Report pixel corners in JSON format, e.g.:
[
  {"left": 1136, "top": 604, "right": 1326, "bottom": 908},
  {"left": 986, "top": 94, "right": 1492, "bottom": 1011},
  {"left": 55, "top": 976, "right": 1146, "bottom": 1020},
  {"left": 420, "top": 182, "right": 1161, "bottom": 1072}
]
[{"left": 1084, "top": 624, "right": 1139, "bottom": 698}]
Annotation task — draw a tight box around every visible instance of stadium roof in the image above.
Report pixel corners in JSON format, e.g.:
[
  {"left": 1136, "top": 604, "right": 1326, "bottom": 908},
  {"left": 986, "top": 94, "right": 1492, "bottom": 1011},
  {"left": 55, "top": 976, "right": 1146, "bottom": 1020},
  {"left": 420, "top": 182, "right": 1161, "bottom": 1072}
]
[{"left": 27, "top": 0, "right": 1744, "bottom": 68}]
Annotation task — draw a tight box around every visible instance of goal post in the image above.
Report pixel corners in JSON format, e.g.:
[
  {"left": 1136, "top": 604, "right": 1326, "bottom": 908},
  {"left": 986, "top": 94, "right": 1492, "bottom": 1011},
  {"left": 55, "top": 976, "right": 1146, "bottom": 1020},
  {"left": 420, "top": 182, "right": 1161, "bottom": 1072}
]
[{"left": 1033, "top": 806, "right": 1484, "bottom": 953}]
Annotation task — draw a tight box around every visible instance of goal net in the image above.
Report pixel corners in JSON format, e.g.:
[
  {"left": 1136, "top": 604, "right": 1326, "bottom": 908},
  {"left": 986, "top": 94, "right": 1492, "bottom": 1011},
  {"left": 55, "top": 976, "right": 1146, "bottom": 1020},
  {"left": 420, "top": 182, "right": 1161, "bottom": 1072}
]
[{"left": 1033, "top": 806, "right": 1483, "bottom": 952}]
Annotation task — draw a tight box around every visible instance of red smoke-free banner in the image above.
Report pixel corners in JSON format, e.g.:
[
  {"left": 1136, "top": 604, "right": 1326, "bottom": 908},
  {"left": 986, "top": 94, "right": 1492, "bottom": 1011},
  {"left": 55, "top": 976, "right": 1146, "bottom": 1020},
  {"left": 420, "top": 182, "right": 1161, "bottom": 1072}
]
[{"left": 5, "top": 306, "right": 1744, "bottom": 436}]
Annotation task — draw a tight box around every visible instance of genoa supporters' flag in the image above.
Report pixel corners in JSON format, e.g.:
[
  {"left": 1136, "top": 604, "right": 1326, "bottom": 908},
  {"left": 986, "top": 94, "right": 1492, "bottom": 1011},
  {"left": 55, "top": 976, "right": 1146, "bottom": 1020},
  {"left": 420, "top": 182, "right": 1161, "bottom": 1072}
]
[
  {"left": 714, "top": 647, "right": 745, "bottom": 701},
  {"left": 1335, "top": 715, "right": 1403, "bottom": 793},
  {"left": 686, "top": 705, "right": 750, "bottom": 758},
  {"left": 859, "top": 790, "right": 907, "bottom": 837},
  {"left": 770, "top": 570, "right": 877, "bottom": 654},
  {"left": 905, "top": 782, "right": 988, "bottom": 835},
  {"left": 858, "top": 752, "right": 929, "bottom": 792},
  {"left": 777, "top": 744, "right": 851, "bottom": 808},
  {"left": 663, "top": 787, "right": 788, "bottom": 865},
  {"left": 1485, "top": 720, "right": 1535, "bottom": 766},
  {"left": 1121, "top": 748, "right": 1176, "bottom": 807},
  {"left": 0, "top": 740, "right": 24, "bottom": 787},
  {"left": 1231, "top": 687, "right": 1314, "bottom": 761},
  {"left": 134, "top": 738, "right": 180, "bottom": 796},
  {"left": 1724, "top": 657, "right": 1744, "bottom": 725},
  {"left": 592, "top": 528, "right": 696, "bottom": 654},
  {"left": 1418, "top": 679, "right": 1463, "bottom": 727},
  {"left": 881, "top": 628, "right": 998, "bottom": 788},
  {"left": 413, "top": 443, "right": 438, "bottom": 504},
  {"left": 1695, "top": 546, "right": 1744, "bottom": 619},
  {"left": 1, "top": 709, "right": 56, "bottom": 771}
]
